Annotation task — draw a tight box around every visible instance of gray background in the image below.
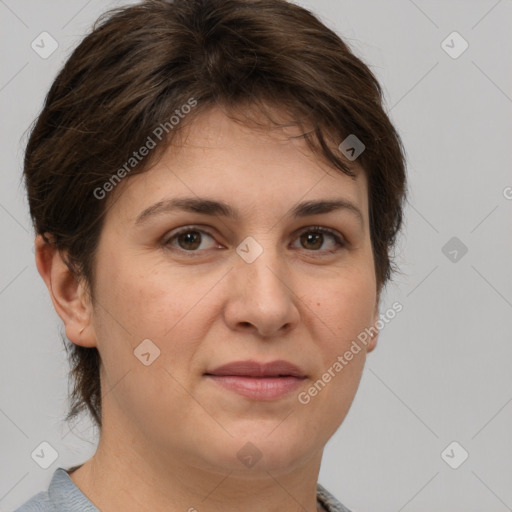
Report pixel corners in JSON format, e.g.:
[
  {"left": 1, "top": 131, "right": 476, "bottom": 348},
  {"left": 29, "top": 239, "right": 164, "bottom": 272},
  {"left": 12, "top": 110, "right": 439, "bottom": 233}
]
[{"left": 1, "top": 1, "right": 511, "bottom": 511}]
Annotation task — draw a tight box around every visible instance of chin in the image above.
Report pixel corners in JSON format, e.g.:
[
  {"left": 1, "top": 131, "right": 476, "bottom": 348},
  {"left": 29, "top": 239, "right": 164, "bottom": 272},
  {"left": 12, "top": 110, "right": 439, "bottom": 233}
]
[{"left": 208, "top": 427, "right": 318, "bottom": 475}]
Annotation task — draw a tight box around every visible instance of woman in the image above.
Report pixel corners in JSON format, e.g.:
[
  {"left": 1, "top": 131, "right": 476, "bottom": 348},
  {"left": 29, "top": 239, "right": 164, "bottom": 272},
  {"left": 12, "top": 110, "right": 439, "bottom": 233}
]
[{"left": 16, "top": 0, "right": 407, "bottom": 510}]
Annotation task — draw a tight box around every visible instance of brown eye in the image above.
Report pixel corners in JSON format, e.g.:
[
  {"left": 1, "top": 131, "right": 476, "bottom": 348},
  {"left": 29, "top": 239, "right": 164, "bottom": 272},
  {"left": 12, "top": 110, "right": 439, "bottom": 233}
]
[
  {"left": 176, "top": 231, "right": 202, "bottom": 250},
  {"left": 300, "top": 232, "right": 323, "bottom": 250},
  {"left": 164, "top": 228, "right": 217, "bottom": 252},
  {"left": 293, "top": 227, "right": 345, "bottom": 253}
]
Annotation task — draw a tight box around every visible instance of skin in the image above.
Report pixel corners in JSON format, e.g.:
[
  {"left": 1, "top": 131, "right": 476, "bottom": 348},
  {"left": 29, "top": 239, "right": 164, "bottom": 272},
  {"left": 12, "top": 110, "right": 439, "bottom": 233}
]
[{"left": 36, "top": 106, "right": 379, "bottom": 512}]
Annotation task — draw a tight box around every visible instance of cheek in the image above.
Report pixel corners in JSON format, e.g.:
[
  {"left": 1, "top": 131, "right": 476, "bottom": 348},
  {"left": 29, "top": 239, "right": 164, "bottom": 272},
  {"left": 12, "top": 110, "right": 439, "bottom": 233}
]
[
  {"left": 299, "top": 271, "right": 374, "bottom": 435},
  {"left": 293, "top": 265, "right": 375, "bottom": 411},
  {"left": 91, "top": 256, "right": 206, "bottom": 424},
  {"left": 95, "top": 254, "right": 199, "bottom": 340},
  {"left": 91, "top": 253, "right": 227, "bottom": 393},
  {"left": 310, "top": 267, "right": 376, "bottom": 351}
]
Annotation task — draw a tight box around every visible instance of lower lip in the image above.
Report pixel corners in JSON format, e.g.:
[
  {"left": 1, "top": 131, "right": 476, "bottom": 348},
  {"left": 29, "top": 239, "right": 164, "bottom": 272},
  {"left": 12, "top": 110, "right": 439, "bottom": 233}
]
[{"left": 205, "top": 375, "right": 306, "bottom": 400}]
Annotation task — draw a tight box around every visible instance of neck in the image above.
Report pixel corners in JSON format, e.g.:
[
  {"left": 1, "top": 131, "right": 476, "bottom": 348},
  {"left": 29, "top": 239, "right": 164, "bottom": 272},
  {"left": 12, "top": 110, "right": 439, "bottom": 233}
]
[{"left": 69, "top": 414, "right": 324, "bottom": 512}]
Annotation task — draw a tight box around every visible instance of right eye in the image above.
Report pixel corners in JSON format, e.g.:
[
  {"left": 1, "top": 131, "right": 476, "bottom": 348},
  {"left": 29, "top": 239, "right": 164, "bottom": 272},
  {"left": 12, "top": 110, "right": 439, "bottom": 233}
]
[{"left": 163, "top": 226, "right": 221, "bottom": 253}]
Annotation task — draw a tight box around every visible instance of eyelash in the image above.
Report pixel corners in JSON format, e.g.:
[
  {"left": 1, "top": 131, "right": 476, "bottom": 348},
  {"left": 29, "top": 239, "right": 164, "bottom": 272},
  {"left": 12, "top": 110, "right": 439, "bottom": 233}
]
[{"left": 162, "top": 225, "right": 346, "bottom": 256}]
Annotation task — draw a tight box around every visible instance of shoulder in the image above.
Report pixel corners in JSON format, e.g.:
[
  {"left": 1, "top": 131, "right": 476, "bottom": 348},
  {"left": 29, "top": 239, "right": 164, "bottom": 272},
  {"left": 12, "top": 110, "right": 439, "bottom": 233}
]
[
  {"left": 317, "top": 482, "right": 355, "bottom": 512},
  {"left": 12, "top": 467, "right": 98, "bottom": 512},
  {"left": 13, "top": 490, "right": 53, "bottom": 512}
]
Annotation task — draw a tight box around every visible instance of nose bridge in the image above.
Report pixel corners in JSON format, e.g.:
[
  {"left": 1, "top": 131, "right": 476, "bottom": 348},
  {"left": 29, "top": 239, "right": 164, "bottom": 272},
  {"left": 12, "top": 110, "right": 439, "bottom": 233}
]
[
  {"left": 227, "top": 234, "right": 299, "bottom": 336},
  {"left": 236, "top": 235, "right": 288, "bottom": 295}
]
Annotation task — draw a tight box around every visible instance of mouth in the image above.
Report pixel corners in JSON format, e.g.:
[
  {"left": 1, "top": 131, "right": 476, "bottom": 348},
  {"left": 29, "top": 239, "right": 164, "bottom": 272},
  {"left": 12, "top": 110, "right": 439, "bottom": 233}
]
[
  {"left": 204, "top": 359, "right": 307, "bottom": 378},
  {"left": 204, "top": 360, "right": 307, "bottom": 400}
]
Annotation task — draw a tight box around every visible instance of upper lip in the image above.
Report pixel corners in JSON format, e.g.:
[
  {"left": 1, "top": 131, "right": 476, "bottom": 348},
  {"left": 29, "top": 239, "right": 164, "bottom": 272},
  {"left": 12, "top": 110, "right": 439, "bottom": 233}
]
[{"left": 205, "top": 360, "right": 307, "bottom": 378}]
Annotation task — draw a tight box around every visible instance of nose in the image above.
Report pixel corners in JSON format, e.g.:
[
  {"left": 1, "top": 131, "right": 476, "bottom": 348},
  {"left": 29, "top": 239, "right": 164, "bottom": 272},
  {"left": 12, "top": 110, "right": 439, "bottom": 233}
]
[{"left": 223, "top": 243, "right": 300, "bottom": 338}]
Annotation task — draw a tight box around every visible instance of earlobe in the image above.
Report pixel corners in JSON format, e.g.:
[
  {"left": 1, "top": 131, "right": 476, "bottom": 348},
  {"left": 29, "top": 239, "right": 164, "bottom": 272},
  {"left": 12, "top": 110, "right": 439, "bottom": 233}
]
[
  {"left": 366, "top": 307, "right": 379, "bottom": 353},
  {"left": 367, "top": 329, "right": 378, "bottom": 353},
  {"left": 34, "top": 234, "right": 96, "bottom": 348}
]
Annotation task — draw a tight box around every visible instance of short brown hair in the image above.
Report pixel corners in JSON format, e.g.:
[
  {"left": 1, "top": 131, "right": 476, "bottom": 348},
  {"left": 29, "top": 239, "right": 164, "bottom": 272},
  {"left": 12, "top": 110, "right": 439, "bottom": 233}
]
[{"left": 24, "top": 0, "right": 407, "bottom": 429}]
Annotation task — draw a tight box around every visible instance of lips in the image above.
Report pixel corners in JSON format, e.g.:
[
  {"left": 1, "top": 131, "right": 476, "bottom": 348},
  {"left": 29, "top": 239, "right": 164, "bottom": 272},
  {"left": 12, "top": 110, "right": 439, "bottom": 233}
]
[
  {"left": 205, "top": 359, "right": 307, "bottom": 378},
  {"left": 204, "top": 360, "right": 307, "bottom": 400}
]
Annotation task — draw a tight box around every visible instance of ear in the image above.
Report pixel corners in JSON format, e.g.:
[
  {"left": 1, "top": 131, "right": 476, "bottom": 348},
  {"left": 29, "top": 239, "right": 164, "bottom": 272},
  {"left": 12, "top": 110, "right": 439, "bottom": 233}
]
[
  {"left": 366, "top": 303, "right": 380, "bottom": 353},
  {"left": 35, "top": 234, "right": 96, "bottom": 348}
]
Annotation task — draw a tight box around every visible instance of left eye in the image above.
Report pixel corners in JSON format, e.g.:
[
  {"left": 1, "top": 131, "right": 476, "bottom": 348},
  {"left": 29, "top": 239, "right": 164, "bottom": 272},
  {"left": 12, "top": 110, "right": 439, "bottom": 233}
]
[
  {"left": 291, "top": 227, "right": 345, "bottom": 252},
  {"left": 163, "top": 226, "right": 345, "bottom": 254}
]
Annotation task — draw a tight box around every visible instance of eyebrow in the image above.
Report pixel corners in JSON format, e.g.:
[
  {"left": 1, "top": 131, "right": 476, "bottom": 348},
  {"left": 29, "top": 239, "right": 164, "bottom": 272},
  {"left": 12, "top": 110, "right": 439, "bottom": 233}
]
[{"left": 134, "top": 197, "right": 364, "bottom": 226}]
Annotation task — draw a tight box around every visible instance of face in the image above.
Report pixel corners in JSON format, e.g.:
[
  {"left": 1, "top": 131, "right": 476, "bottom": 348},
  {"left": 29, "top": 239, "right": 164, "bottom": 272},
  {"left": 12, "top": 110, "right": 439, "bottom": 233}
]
[{"left": 71, "top": 106, "right": 379, "bottom": 477}]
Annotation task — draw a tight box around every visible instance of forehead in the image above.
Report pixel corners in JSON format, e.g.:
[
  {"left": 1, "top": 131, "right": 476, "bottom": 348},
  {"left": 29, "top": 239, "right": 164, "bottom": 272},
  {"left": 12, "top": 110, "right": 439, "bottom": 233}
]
[{"left": 106, "top": 106, "right": 369, "bottom": 225}]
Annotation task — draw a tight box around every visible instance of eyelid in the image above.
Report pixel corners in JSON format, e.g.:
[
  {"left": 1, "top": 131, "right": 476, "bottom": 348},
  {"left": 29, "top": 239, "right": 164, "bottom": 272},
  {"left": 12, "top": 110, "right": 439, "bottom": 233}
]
[{"left": 294, "top": 225, "right": 345, "bottom": 242}]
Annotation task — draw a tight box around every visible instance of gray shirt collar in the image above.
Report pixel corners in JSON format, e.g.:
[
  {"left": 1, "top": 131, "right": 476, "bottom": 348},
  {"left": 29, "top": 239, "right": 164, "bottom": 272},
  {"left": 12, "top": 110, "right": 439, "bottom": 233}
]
[{"left": 43, "top": 467, "right": 352, "bottom": 512}]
